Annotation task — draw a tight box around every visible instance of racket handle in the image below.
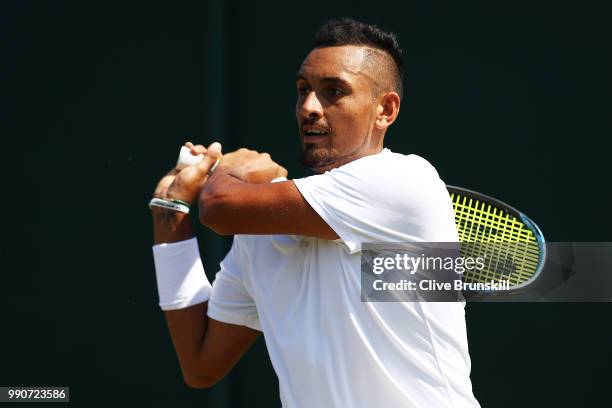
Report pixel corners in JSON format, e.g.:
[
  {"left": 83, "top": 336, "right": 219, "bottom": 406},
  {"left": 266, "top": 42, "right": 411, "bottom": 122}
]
[{"left": 176, "top": 146, "right": 204, "bottom": 170}]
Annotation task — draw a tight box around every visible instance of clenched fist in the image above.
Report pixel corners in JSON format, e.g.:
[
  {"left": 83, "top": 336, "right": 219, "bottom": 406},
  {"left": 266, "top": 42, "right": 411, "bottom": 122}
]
[
  {"left": 153, "top": 141, "right": 222, "bottom": 205},
  {"left": 219, "top": 148, "right": 288, "bottom": 184}
]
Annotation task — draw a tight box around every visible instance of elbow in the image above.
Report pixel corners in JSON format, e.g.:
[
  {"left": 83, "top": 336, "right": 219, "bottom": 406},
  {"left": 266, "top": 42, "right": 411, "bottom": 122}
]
[
  {"left": 183, "top": 372, "right": 222, "bottom": 389},
  {"left": 184, "top": 378, "right": 212, "bottom": 389},
  {"left": 179, "top": 347, "right": 226, "bottom": 389},
  {"left": 181, "top": 360, "right": 224, "bottom": 389},
  {"left": 198, "top": 187, "right": 233, "bottom": 235}
]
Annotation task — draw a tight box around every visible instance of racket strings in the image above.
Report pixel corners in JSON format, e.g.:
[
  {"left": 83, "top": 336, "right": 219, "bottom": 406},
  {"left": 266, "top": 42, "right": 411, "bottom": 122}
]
[{"left": 451, "top": 193, "right": 540, "bottom": 287}]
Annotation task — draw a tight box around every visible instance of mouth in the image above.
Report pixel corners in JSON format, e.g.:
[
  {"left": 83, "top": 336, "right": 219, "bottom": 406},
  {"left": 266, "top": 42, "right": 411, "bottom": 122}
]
[{"left": 301, "top": 126, "right": 330, "bottom": 143}]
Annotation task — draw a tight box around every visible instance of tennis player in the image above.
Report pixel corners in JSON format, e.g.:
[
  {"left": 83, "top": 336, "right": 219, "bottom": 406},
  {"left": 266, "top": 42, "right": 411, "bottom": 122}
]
[{"left": 150, "top": 18, "right": 480, "bottom": 408}]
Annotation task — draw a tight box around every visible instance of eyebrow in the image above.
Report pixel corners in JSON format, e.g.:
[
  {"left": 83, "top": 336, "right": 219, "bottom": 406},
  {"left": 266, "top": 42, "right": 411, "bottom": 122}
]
[{"left": 296, "top": 74, "right": 351, "bottom": 87}]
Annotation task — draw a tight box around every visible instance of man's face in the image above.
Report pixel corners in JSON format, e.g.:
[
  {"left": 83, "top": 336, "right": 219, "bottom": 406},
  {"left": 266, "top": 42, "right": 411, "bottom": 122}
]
[{"left": 296, "top": 46, "right": 380, "bottom": 172}]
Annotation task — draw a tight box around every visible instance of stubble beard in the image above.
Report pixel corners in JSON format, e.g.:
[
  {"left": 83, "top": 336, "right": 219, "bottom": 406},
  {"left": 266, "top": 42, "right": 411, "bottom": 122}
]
[{"left": 300, "top": 144, "right": 341, "bottom": 173}]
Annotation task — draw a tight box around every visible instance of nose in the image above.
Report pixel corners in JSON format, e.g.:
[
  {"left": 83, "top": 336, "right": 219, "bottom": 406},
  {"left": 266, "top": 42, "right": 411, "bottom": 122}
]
[{"left": 298, "top": 91, "right": 323, "bottom": 120}]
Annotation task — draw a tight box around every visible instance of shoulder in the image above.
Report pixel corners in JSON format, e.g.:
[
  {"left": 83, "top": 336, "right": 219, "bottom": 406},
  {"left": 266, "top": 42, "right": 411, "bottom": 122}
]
[
  {"left": 294, "top": 148, "right": 450, "bottom": 213},
  {"left": 329, "top": 149, "right": 444, "bottom": 193},
  {"left": 331, "top": 149, "right": 439, "bottom": 179},
  {"left": 294, "top": 149, "right": 447, "bottom": 199}
]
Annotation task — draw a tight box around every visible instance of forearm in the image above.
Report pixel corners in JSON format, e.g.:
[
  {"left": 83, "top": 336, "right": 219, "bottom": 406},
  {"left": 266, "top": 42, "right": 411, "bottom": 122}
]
[
  {"left": 149, "top": 144, "right": 263, "bottom": 388},
  {"left": 164, "top": 302, "right": 211, "bottom": 387},
  {"left": 151, "top": 209, "right": 211, "bottom": 386},
  {"left": 197, "top": 169, "right": 286, "bottom": 234},
  {"left": 198, "top": 172, "right": 251, "bottom": 234},
  {"left": 198, "top": 171, "right": 338, "bottom": 239}
]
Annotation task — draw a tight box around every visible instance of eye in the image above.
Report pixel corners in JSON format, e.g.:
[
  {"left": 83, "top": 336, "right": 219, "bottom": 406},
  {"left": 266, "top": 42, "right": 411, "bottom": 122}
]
[
  {"left": 297, "top": 85, "right": 311, "bottom": 96},
  {"left": 328, "top": 87, "right": 344, "bottom": 97}
]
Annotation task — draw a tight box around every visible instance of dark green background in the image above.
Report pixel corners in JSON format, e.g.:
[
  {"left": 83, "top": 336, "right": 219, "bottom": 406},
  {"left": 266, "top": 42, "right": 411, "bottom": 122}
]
[{"left": 3, "top": 1, "right": 610, "bottom": 407}]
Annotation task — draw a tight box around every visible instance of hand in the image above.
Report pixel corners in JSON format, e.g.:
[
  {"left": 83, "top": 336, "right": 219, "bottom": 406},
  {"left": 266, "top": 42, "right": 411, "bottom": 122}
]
[
  {"left": 153, "top": 141, "right": 223, "bottom": 204},
  {"left": 219, "top": 148, "right": 288, "bottom": 184}
]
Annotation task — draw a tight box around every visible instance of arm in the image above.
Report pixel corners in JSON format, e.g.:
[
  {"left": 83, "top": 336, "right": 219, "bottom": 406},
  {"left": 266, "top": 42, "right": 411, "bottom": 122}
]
[
  {"left": 151, "top": 142, "right": 259, "bottom": 388},
  {"left": 198, "top": 149, "right": 338, "bottom": 240},
  {"left": 164, "top": 303, "right": 259, "bottom": 388}
]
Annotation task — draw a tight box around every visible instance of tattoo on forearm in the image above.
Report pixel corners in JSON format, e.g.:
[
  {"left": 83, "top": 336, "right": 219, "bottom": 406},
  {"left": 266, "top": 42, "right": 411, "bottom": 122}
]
[{"left": 154, "top": 209, "right": 183, "bottom": 229}]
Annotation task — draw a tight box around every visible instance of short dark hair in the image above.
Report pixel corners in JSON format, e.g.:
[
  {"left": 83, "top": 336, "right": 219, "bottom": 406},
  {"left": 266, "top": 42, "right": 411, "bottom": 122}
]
[{"left": 313, "top": 18, "right": 403, "bottom": 98}]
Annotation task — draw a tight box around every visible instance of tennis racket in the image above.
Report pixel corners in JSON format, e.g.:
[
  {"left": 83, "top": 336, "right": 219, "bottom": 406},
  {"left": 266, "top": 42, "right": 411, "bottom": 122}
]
[{"left": 447, "top": 186, "right": 546, "bottom": 295}]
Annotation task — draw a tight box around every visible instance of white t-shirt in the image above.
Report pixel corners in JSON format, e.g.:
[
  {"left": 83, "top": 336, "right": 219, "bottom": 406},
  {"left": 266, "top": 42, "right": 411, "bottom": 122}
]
[{"left": 207, "top": 148, "right": 480, "bottom": 408}]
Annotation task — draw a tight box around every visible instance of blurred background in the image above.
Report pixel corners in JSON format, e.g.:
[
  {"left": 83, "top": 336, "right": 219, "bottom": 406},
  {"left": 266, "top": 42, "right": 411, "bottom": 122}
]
[{"left": 2, "top": 0, "right": 610, "bottom": 406}]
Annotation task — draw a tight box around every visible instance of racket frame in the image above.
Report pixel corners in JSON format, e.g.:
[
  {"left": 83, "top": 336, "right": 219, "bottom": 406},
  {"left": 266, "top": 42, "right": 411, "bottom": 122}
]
[{"left": 446, "top": 185, "right": 547, "bottom": 294}]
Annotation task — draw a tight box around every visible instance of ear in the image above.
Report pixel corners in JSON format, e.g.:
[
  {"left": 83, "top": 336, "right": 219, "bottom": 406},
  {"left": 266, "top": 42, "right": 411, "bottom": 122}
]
[{"left": 375, "top": 92, "right": 401, "bottom": 130}]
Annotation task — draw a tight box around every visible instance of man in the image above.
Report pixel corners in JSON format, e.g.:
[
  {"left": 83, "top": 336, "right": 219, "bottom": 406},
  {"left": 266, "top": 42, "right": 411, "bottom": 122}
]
[{"left": 150, "top": 18, "right": 480, "bottom": 407}]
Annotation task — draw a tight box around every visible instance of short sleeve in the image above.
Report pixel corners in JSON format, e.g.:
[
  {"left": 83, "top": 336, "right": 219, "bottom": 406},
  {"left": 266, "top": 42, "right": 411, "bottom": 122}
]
[
  {"left": 293, "top": 151, "right": 457, "bottom": 253},
  {"left": 207, "top": 237, "right": 261, "bottom": 331}
]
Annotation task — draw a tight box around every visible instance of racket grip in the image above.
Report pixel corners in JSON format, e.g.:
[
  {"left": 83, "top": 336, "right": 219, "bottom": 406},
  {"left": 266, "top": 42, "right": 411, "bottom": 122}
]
[{"left": 176, "top": 146, "right": 204, "bottom": 170}]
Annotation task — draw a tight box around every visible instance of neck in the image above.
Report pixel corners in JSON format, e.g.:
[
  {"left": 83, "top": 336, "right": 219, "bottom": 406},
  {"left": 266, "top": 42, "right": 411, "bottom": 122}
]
[{"left": 309, "top": 146, "right": 384, "bottom": 174}]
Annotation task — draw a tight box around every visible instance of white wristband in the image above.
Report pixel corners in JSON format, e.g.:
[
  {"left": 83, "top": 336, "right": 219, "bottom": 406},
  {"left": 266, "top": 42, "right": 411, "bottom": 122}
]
[
  {"left": 152, "top": 237, "right": 212, "bottom": 311},
  {"left": 149, "top": 198, "right": 190, "bottom": 214}
]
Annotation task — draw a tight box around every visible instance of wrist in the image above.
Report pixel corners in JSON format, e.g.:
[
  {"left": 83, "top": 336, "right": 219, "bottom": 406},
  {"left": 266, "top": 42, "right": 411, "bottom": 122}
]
[
  {"left": 152, "top": 208, "right": 194, "bottom": 244},
  {"left": 217, "top": 163, "right": 245, "bottom": 181}
]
